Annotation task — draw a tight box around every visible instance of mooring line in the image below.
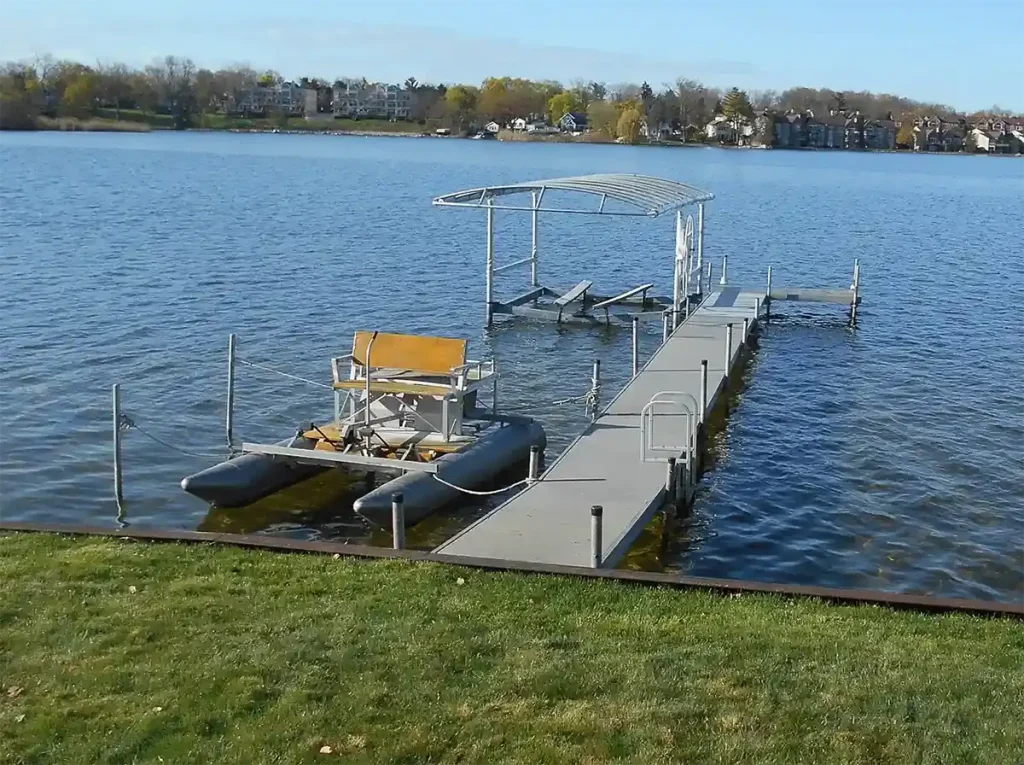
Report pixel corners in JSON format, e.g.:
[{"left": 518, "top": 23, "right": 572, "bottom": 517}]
[
  {"left": 236, "top": 358, "right": 333, "bottom": 390},
  {"left": 431, "top": 474, "right": 531, "bottom": 496},
  {"left": 119, "top": 414, "right": 229, "bottom": 459}
]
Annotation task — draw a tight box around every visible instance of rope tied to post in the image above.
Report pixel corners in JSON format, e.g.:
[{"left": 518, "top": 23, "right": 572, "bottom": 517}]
[
  {"left": 504, "top": 387, "right": 598, "bottom": 415},
  {"left": 118, "top": 413, "right": 231, "bottom": 459}
]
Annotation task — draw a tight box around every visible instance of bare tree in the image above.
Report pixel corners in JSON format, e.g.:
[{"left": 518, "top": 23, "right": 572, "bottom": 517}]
[
  {"left": 96, "top": 61, "right": 132, "bottom": 118},
  {"left": 675, "top": 78, "right": 719, "bottom": 134},
  {"left": 145, "top": 55, "right": 197, "bottom": 127},
  {"left": 749, "top": 89, "right": 780, "bottom": 112}
]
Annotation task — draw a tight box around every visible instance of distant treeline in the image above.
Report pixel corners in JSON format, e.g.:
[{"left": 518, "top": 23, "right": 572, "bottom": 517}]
[{"left": 1, "top": 53, "right": 1019, "bottom": 135}]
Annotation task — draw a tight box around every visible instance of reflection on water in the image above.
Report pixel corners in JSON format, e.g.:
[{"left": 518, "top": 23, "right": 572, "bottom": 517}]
[{"left": 197, "top": 469, "right": 367, "bottom": 537}]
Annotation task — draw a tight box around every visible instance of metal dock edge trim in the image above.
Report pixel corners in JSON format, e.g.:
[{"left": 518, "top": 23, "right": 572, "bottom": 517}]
[{"left": 2, "top": 523, "right": 1019, "bottom": 618}]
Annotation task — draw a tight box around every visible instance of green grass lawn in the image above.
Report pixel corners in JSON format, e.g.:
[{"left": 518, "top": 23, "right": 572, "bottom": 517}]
[{"left": 1, "top": 533, "right": 1021, "bottom": 764}]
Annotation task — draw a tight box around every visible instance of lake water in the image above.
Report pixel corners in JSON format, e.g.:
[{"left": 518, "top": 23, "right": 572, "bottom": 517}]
[{"left": 1, "top": 131, "right": 1022, "bottom": 601}]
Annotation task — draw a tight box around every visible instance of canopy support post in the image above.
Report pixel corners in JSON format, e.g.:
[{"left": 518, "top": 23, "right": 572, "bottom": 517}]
[
  {"left": 697, "top": 203, "right": 705, "bottom": 296},
  {"left": 485, "top": 197, "right": 494, "bottom": 327},
  {"left": 672, "top": 211, "right": 682, "bottom": 330},
  {"left": 530, "top": 191, "right": 539, "bottom": 287}
]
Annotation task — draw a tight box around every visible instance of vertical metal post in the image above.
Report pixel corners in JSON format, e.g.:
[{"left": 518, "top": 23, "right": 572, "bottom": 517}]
[
  {"left": 226, "top": 333, "right": 236, "bottom": 445},
  {"left": 851, "top": 258, "right": 860, "bottom": 326},
  {"left": 528, "top": 445, "right": 540, "bottom": 483},
  {"left": 696, "top": 203, "right": 705, "bottom": 293},
  {"left": 719, "top": 255, "right": 729, "bottom": 286},
  {"left": 112, "top": 383, "right": 123, "bottom": 504},
  {"left": 672, "top": 224, "right": 681, "bottom": 331},
  {"left": 485, "top": 198, "right": 494, "bottom": 327},
  {"left": 743, "top": 317, "right": 750, "bottom": 344},
  {"left": 530, "top": 190, "right": 539, "bottom": 287},
  {"left": 725, "top": 323, "right": 734, "bottom": 387},
  {"left": 662, "top": 310, "right": 670, "bottom": 343},
  {"left": 755, "top": 296, "right": 761, "bottom": 318},
  {"left": 332, "top": 357, "right": 342, "bottom": 425},
  {"left": 590, "top": 505, "right": 603, "bottom": 568},
  {"left": 391, "top": 492, "right": 405, "bottom": 550},
  {"left": 590, "top": 359, "right": 601, "bottom": 419},
  {"left": 766, "top": 265, "right": 773, "bottom": 298},
  {"left": 492, "top": 366, "right": 500, "bottom": 425},
  {"left": 666, "top": 457, "right": 677, "bottom": 497},
  {"left": 631, "top": 315, "right": 640, "bottom": 378},
  {"left": 677, "top": 449, "right": 689, "bottom": 505},
  {"left": 706, "top": 261, "right": 714, "bottom": 295},
  {"left": 699, "top": 360, "right": 708, "bottom": 423},
  {"left": 683, "top": 258, "right": 690, "bottom": 305}
]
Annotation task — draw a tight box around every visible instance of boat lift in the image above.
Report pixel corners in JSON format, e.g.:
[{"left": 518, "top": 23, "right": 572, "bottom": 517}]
[{"left": 432, "top": 173, "right": 714, "bottom": 328}]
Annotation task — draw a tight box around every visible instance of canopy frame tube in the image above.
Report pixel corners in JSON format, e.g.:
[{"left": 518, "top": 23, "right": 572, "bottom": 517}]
[{"left": 434, "top": 174, "right": 715, "bottom": 327}]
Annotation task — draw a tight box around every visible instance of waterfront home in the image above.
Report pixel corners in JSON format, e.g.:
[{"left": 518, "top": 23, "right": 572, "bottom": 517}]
[
  {"left": 235, "top": 81, "right": 314, "bottom": 117},
  {"left": 912, "top": 116, "right": 966, "bottom": 152},
  {"left": 332, "top": 81, "right": 411, "bottom": 120},
  {"left": 640, "top": 117, "right": 673, "bottom": 141},
  {"left": 704, "top": 114, "right": 752, "bottom": 143},
  {"left": 767, "top": 112, "right": 806, "bottom": 148},
  {"left": 971, "top": 128, "right": 1015, "bottom": 153},
  {"left": 816, "top": 114, "right": 848, "bottom": 148},
  {"left": 483, "top": 121, "right": 501, "bottom": 134},
  {"left": 864, "top": 118, "right": 897, "bottom": 150},
  {"left": 559, "top": 112, "right": 588, "bottom": 132}
]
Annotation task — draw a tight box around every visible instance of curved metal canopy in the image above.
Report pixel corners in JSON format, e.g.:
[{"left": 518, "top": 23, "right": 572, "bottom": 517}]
[{"left": 432, "top": 173, "right": 714, "bottom": 217}]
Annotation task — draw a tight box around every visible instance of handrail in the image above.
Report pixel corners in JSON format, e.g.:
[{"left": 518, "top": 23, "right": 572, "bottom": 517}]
[{"left": 639, "top": 391, "right": 698, "bottom": 464}]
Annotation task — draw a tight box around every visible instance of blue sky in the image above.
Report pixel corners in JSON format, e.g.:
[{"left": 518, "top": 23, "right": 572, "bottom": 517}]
[{"left": 2, "top": 0, "right": 1021, "bottom": 112}]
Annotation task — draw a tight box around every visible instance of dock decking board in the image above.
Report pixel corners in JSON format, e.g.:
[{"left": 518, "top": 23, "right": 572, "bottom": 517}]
[{"left": 434, "top": 290, "right": 763, "bottom": 568}]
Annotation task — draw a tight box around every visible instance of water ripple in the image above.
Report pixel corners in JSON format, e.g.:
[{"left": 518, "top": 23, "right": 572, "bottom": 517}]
[{"left": 1, "top": 132, "right": 1022, "bottom": 601}]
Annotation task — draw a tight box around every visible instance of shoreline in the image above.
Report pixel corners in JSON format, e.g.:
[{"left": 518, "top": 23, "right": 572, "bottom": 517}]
[{"left": 5, "top": 120, "right": 1021, "bottom": 157}]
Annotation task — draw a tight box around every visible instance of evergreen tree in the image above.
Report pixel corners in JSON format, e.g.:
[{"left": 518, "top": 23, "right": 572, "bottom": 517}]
[{"left": 721, "top": 87, "right": 753, "bottom": 142}]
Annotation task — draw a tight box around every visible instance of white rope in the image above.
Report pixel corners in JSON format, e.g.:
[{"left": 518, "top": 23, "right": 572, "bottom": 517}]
[
  {"left": 236, "top": 358, "right": 333, "bottom": 390},
  {"left": 119, "top": 414, "right": 229, "bottom": 459},
  {"left": 431, "top": 474, "right": 531, "bottom": 496}
]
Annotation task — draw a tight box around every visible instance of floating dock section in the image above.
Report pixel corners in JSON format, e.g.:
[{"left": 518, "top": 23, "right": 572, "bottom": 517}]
[{"left": 435, "top": 288, "right": 764, "bottom": 568}]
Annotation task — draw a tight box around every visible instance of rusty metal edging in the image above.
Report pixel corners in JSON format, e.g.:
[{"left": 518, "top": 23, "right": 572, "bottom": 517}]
[{"left": 2, "top": 522, "right": 1021, "bottom": 618}]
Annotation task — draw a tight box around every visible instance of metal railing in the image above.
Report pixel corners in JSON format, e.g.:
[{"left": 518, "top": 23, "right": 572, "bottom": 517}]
[{"left": 639, "top": 391, "right": 698, "bottom": 466}]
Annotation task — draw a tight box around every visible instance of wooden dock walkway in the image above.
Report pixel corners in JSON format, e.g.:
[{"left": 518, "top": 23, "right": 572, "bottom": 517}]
[{"left": 434, "top": 288, "right": 763, "bottom": 568}]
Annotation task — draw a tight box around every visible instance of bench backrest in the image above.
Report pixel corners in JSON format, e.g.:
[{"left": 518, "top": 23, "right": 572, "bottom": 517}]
[{"left": 352, "top": 331, "right": 467, "bottom": 376}]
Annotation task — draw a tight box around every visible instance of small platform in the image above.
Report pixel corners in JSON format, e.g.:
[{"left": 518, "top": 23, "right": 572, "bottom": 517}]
[{"left": 434, "top": 289, "right": 762, "bottom": 568}]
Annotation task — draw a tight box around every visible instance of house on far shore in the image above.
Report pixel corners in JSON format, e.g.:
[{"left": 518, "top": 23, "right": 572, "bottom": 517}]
[
  {"left": 705, "top": 115, "right": 733, "bottom": 142},
  {"left": 640, "top": 117, "right": 673, "bottom": 141},
  {"left": 511, "top": 117, "right": 528, "bottom": 131},
  {"left": 483, "top": 121, "right": 501, "bottom": 134},
  {"left": 559, "top": 112, "right": 588, "bottom": 132},
  {"left": 705, "top": 114, "right": 753, "bottom": 144},
  {"left": 971, "top": 128, "right": 1012, "bottom": 153}
]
